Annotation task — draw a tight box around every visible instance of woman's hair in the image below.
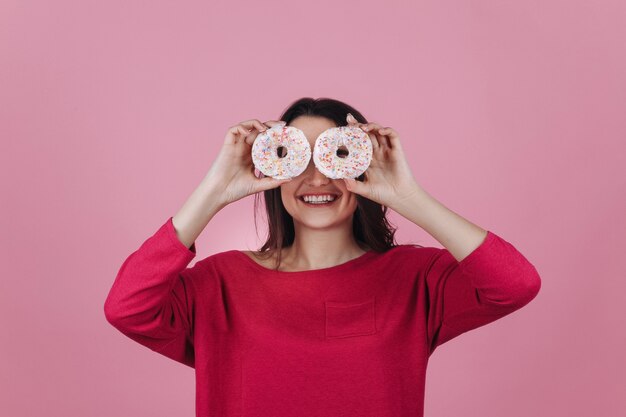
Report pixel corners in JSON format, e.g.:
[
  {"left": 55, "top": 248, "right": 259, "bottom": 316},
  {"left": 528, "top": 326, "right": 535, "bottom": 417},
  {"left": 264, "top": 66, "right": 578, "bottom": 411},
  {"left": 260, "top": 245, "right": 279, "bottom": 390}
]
[{"left": 252, "top": 97, "right": 405, "bottom": 270}]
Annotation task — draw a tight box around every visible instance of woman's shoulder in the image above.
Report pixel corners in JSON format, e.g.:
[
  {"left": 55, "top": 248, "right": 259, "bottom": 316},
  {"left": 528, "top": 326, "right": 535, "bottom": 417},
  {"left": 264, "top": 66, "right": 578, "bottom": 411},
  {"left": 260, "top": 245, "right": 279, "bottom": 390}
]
[
  {"left": 239, "top": 250, "right": 276, "bottom": 269},
  {"left": 193, "top": 249, "right": 282, "bottom": 272},
  {"left": 191, "top": 249, "right": 252, "bottom": 271}
]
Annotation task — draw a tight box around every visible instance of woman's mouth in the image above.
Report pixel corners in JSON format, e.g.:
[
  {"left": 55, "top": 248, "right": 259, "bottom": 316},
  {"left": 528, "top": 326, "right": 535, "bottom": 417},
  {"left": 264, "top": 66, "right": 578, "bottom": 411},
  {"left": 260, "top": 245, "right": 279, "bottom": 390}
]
[{"left": 298, "top": 194, "right": 341, "bottom": 207}]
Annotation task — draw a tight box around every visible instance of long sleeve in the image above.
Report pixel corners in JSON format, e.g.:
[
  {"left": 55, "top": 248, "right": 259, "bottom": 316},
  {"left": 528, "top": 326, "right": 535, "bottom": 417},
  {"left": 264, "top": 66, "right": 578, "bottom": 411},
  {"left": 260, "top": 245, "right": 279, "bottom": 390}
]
[
  {"left": 424, "top": 230, "right": 541, "bottom": 355},
  {"left": 103, "top": 216, "right": 202, "bottom": 368}
]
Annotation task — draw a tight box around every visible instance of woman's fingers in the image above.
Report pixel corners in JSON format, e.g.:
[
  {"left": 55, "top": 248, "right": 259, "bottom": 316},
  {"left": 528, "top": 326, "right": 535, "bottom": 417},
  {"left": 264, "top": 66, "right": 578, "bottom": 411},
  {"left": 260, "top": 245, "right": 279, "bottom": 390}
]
[
  {"left": 265, "top": 120, "right": 286, "bottom": 128},
  {"left": 346, "top": 114, "right": 382, "bottom": 150},
  {"left": 378, "top": 127, "right": 402, "bottom": 150},
  {"left": 377, "top": 129, "right": 392, "bottom": 149},
  {"left": 244, "top": 120, "right": 288, "bottom": 146},
  {"left": 348, "top": 115, "right": 380, "bottom": 147},
  {"left": 369, "top": 133, "right": 380, "bottom": 149},
  {"left": 225, "top": 124, "right": 251, "bottom": 145},
  {"left": 362, "top": 123, "right": 402, "bottom": 150},
  {"left": 254, "top": 175, "right": 293, "bottom": 193},
  {"left": 238, "top": 119, "right": 268, "bottom": 132},
  {"left": 360, "top": 122, "right": 389, "bottom": 151},
  {"left": 229, "top": 119, "right": 271, "bottom": 146}
]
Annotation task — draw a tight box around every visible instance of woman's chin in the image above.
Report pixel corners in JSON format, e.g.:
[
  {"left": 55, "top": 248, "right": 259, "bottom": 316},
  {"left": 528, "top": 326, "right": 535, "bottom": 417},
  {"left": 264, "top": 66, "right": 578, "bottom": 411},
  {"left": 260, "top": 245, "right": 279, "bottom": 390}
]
[{"left": 293, "top": 214, "right": 353, "bottom": 231}]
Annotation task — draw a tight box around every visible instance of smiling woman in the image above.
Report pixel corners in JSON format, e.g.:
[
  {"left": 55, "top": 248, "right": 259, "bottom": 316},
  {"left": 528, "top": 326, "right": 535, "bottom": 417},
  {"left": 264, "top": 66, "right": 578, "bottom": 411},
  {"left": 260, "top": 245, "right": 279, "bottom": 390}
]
[
  {"left": 252, "top": 97, "right": 400, "bottom": 272},
  {"left": 104, "top": 96, "right": 541, "bottom": 417}
]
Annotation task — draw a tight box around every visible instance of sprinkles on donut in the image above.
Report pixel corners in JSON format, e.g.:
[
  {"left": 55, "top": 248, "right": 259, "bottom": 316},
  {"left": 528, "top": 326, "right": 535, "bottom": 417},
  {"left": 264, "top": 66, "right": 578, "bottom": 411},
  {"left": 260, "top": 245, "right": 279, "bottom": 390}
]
[
  {"left": 313, "top": 126, "right": 373, "bottom": 179},
  {"left": 251, "top": 123, "right": 312, "bottom": 179}
]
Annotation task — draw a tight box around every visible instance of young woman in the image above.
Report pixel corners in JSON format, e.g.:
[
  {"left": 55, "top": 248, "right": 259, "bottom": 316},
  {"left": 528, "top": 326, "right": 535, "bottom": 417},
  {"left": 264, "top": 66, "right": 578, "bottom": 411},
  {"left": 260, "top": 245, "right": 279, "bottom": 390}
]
[{"left": 104, "top": 97, "right": 541, "bottom": 417}]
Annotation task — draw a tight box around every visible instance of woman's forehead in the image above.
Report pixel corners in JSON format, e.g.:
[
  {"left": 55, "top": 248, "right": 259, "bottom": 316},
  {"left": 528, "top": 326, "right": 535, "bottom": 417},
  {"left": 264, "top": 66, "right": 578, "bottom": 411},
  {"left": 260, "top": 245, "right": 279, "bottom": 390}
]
[{"left": 288, "top": 116, "right": 337, "bottom": 144}]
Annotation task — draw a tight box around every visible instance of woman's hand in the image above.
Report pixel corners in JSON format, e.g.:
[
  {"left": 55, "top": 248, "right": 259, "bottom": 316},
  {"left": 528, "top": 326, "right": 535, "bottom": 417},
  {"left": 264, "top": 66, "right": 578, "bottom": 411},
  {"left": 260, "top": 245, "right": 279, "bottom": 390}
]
[
  {"left": 343, "top": 113, "right": 422, "bottom": 209},
  {"left": 204, "top": 119, "right": 291, "bottom": 207}
]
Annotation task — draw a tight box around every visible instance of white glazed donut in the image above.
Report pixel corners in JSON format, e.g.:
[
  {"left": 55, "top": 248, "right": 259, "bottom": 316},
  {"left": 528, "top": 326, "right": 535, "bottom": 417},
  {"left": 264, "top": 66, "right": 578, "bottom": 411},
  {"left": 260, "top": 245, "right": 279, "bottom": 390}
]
[
  {"left": 313, "top": 126, "right": 372, "bottom": 179},
  {"left": 251, "top": 123, "right": 311, "bottom": 179}
]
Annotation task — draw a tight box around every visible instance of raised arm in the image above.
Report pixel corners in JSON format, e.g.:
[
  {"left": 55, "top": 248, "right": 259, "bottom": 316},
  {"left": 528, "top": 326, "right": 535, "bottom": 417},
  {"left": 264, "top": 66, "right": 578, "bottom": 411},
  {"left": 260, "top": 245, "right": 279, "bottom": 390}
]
[
  {"left": 103, "top": 216, "right": 204, "bottom": 367},
  {"left": 103, "top": 118, "right": 291, "bottom": 366},
  {"left": 421, "top": 230, "right": 541, "bottom": 355}
]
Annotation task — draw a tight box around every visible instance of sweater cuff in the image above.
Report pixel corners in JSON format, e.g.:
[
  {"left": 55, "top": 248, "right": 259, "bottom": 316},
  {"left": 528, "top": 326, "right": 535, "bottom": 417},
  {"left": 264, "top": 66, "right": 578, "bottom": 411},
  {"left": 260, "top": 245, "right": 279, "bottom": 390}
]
[
  {"left": 456, "top": 230, "right": 539, "bottom": 286},
  {"left": 163, "top": 216, "right": 197, "bottom": 257},
  {"left": 456, "top": 230, "right": 497, "bottom": 270}
]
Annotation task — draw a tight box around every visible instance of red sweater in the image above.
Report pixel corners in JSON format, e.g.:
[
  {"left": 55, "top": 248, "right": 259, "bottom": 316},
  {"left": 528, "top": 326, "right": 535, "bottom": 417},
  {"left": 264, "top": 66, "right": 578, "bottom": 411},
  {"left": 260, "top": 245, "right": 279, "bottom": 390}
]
[{"left": 104, "top": 217, "right": 541, "bottom": 417}]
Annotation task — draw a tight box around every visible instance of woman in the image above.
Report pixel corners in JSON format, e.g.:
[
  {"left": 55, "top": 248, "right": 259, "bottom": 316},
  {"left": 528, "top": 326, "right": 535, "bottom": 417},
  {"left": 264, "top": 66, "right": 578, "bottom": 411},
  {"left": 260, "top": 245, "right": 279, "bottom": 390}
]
[{"left": 104, "top": 97, "right": 541, "bottom": 417}]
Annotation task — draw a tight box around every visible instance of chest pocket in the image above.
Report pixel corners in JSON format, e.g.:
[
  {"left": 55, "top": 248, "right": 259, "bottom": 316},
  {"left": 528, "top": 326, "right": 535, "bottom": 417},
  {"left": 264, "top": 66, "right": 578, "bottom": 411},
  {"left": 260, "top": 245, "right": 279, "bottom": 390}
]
[{"left": 325, "top": 296, "right": 377, "bottom": 339}]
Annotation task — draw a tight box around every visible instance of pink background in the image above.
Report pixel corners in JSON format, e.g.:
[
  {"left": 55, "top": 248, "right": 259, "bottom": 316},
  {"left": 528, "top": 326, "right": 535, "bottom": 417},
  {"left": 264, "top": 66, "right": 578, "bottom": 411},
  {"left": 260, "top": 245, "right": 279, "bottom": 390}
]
[{"left": 1, "top": 1, "right": 624, "bottom": 416}]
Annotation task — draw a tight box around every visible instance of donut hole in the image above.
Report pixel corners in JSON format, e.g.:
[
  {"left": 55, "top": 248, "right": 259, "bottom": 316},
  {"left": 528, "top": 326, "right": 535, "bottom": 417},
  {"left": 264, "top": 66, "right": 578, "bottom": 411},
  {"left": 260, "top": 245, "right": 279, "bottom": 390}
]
[
  {"left": 276, "top": 146, "right": 288, "bottom": 158},
  {"left": 336, "top": 145, "right": 349, "bottom": 159}
]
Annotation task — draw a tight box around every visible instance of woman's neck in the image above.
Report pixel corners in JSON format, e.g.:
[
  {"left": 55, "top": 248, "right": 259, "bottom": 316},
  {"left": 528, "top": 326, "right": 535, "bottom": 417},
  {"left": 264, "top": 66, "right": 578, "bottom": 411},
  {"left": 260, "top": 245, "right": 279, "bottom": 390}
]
[{"left": 281, "top": 222, "right": 368, "bottom": 271}]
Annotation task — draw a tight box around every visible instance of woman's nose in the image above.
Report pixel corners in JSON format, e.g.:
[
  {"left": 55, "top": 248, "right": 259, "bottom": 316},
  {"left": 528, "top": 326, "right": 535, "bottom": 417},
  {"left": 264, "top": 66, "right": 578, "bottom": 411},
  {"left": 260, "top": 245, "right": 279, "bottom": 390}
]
[{"left": 304, "top": 159, "right": 329, "bottom": 186}]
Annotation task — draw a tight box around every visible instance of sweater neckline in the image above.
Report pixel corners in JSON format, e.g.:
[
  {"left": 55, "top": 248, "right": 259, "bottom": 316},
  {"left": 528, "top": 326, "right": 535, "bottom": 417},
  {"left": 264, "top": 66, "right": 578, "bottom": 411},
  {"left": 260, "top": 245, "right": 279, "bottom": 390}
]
[{"left": 233, "top": 249, "right": 378, "bottom": 275}]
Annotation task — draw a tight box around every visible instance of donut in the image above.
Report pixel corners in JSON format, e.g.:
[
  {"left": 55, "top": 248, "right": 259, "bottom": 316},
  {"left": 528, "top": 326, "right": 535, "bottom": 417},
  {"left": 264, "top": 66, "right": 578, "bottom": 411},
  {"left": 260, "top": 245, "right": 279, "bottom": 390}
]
[
  {"left": 313, "top": 126, "right": 372, "bottom": 179},
  {"left": 251, "top": 123, "right": 311, "bottom": 179}
]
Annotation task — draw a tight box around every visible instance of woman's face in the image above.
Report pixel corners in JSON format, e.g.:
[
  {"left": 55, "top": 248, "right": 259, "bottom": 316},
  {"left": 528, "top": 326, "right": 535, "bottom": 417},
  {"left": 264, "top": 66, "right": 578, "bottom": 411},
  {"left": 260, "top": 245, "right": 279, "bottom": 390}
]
[{"left": 280, "top": 115, "right": 358, "bottom": 230}]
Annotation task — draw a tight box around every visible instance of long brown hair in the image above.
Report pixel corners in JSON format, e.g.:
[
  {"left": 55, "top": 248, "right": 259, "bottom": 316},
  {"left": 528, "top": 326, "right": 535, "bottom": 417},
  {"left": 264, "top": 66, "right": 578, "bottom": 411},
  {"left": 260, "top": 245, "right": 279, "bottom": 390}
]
[{"left": 252, "top": 97, "right": 402, "bottom": 270}]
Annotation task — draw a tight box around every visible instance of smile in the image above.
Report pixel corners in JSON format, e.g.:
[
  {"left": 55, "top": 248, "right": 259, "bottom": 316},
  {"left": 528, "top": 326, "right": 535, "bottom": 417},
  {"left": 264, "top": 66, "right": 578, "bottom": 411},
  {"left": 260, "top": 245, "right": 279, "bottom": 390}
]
[{"left": 298, "top": 193, "right": 340, "bottom": 207}]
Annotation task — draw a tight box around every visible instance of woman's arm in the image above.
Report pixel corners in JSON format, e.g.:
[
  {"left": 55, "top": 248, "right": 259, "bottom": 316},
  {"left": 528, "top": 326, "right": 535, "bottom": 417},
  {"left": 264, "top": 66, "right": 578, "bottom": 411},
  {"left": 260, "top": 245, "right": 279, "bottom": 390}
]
[
  {"left": 390, "top": 184, "right": 488, "bottom": 262},
  {"left": 392, "top": 185, "right": 541, "bottom": 355},
  {"left": 103, "top": 119, "right": 288, "bottom": 366},
  {"left": 339, "top": 117, "right": 541, "bottom": 354},
  {"left": 103, "top": 216, "right": 203, "bottom": 367},
  {"left": 172, "top": 173, "right": 228, "bottom": 249}
]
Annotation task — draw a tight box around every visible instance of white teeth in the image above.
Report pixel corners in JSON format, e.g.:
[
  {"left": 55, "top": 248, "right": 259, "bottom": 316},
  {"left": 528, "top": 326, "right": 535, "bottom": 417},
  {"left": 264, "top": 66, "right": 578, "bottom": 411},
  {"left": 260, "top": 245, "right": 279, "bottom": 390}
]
[{"left": 302, "top": 194, "right": 336, "bottom": 203}]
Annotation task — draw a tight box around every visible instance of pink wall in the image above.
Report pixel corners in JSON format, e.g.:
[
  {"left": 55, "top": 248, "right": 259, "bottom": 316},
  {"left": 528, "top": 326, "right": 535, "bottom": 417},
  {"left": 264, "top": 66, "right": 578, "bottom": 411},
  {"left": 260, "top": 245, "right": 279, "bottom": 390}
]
[{"left": 1, "top": 0, "right": 624, "bottom": 416}]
